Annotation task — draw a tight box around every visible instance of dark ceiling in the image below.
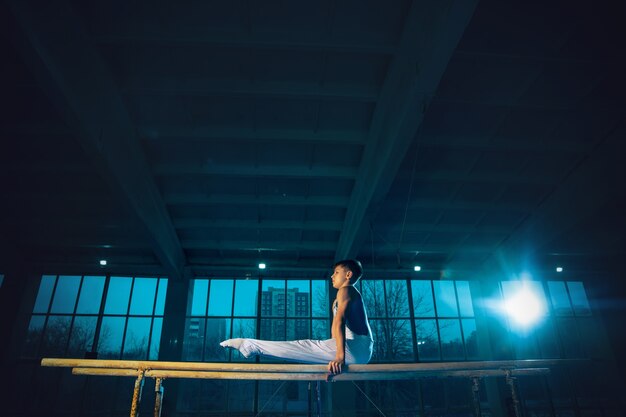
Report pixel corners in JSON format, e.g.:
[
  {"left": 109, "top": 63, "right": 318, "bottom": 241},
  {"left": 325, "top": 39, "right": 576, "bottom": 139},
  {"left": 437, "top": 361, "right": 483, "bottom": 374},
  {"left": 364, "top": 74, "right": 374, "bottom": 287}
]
[{"left": 1, "top": 0, "right": 625, "bottom": 281}]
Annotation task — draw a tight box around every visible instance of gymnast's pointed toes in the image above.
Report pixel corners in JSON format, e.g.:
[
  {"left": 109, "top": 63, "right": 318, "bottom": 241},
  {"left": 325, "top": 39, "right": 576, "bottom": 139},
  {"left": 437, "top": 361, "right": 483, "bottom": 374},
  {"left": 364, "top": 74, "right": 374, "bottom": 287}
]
[{"left": 220, "top": 338, "right": 244, "bottom": 349}]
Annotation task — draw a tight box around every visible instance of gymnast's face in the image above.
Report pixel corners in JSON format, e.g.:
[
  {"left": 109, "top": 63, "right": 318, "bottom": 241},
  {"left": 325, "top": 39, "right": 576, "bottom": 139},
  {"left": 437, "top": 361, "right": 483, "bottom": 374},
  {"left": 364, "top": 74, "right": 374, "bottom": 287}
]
[{"left": 331, "top": 265, "right": 352, "bottom": 289}]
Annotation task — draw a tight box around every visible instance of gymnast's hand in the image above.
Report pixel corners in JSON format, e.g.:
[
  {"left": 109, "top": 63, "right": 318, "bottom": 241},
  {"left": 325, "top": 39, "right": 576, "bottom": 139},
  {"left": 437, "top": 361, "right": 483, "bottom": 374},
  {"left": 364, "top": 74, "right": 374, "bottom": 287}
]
[{"left": 328, "top": 357, "right": 344, "bottom": 375}]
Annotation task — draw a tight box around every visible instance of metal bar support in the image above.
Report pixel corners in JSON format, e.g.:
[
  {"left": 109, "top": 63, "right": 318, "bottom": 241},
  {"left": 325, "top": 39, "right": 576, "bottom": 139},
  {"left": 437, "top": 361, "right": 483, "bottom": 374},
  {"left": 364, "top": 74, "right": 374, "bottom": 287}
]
[
  {"left": 154, "top": 377, "right": 164, "bottom": 417},
  {"left": 471, "top": 376, "right": 482, "bottom": 417},
  {"left": 130, "top": 370, "right": 145, "bottom": 417},
  {"left": 505, "top": 369, "right": 523, "bottom": 417},
  {"left": 315, "top": 380, "right": 322, "bottom": 417}
]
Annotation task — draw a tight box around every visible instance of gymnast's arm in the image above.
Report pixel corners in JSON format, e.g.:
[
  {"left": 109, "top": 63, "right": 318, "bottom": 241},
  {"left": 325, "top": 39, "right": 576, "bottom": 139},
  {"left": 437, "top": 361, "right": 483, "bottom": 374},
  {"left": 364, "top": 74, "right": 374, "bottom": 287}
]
[{"left": 328, "top": 287, "right": 351, "bottom": 374}]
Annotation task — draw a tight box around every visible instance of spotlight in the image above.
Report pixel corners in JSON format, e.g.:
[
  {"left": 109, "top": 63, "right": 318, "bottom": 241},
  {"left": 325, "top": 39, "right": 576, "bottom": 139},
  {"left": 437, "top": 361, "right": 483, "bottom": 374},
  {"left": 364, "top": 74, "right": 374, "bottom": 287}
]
[
  {"left": 556, "top": 267, "right": 563, "bottom": 272},
  {"left": 258, "top": 263, "right": 266, "bottom": 270},
  {"left": 99, "top": 260, "right": 107, "bottom": 266},
  {"left": 504, "top": 285, "right": 546, "bottom": 327},
  {"left": 413, "top": 265, "right": 421, "bottom": 272}
]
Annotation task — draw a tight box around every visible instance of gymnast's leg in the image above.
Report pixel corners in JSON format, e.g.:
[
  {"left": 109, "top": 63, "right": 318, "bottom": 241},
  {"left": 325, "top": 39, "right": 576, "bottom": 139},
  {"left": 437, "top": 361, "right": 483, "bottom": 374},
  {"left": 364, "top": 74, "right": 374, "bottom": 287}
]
[{"left": 220, "top": 338, "right": 341, "bottom": 364}]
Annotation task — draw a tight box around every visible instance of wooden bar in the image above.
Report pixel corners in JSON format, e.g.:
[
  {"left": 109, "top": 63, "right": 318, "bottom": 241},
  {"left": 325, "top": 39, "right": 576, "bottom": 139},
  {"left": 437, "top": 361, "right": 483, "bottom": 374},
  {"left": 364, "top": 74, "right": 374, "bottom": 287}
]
[
  {"left": 43, "top": 358, "right": 560, "bottom": 373},
  {"left": 71, "top": 366, "right": 550, "bottom": 381}
]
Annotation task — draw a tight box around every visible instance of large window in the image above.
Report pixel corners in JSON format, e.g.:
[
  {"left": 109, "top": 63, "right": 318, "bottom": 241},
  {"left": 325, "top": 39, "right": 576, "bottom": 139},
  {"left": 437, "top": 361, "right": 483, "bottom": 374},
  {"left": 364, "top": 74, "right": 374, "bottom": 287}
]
[
  {"left": 182, "top": 278, "right": 330, "bottom": 363},
  {"left": 502, "top": 280, "right": 592, "bottom": 360},
  {"left": 25, "top": 275, "right": 167, "bottom": 360},
  {"left": 409, "top": 280, "right": 478, "bottom": 361},
  {"left": 180, "top": 278, "right": 330, "bottom": 415}
]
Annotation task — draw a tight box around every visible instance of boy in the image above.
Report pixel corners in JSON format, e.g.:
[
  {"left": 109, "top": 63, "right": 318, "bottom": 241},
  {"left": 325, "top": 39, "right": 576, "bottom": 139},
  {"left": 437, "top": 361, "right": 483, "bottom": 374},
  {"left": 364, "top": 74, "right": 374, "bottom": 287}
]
[{"left": 220, "top": 259, "right": 373, "bottom": 374}]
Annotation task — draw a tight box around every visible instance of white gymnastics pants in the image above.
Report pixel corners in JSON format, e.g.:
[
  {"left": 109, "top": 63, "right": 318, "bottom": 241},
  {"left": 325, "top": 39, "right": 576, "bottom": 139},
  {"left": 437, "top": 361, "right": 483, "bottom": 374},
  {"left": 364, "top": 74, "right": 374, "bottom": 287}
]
[{"left": 221, "top": 335, "right": 373, "bottom": 364}]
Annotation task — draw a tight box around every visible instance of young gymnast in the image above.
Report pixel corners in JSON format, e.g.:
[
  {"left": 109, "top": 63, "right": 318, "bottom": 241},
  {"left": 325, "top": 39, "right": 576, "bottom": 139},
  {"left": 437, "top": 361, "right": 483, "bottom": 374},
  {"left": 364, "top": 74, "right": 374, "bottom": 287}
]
[{"left": 220, "top": 259, "right": 374, "bottom": 375}]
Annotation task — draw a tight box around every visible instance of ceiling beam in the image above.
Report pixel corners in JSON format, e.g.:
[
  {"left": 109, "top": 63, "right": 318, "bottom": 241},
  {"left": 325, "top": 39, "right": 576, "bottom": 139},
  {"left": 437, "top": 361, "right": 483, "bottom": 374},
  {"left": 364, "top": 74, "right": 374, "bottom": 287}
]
[
  {"left": 182, "top": 240, "right": 336, "bottom": 252},
  {"left": 173, "top": 219, "right": 343, "bottom": 231},
  {"left": 335, "top": 0, "right": 479, "bottom": 260},
  {"left": 94, "top": 34, "right": 396, "bottom": 55},
  {"left": 137, "top": 126, "right": 368, "bottom": 145},
  {"left": 8, "top": 0, "right": 186, "bottom": 279},
  {"left": 153, "top": 164, "right": 357, "bottom": 179},
  {"left": 164, "top": 193, "right": 350, "bottom": 208},
  {"left": 123, "top": 78, "right": 378, "bottom": 102}
]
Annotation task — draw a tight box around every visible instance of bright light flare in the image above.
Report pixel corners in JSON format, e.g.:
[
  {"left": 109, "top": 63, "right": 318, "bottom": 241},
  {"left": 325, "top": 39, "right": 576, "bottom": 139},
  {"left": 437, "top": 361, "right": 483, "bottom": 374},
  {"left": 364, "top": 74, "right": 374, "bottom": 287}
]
[
  {"left": 258, "top": 263, "right": 266, "bottom": 270},
  {"left": 504, "top": 285, "right": 546, "bottom": 327}
]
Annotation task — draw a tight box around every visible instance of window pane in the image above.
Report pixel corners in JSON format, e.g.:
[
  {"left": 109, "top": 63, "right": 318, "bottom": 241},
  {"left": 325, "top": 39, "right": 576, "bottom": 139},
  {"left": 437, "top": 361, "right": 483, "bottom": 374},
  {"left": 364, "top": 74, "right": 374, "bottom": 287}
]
[
  {"left": 415, "top": 319, "right": 439, "bottom": 361},
  {"left": 190, "top": 279, "right": 208, "bottom": 316},
  {"left": 50, "top": 276, "right": 81, "bottom": 314},
  {"left": 104, "top": 277, "right": 132, "bottom": 315},
  {"left": 228, "top": 381, "right": 255, "bottom": 413},
  {"left": 33, "top": 275, "right": 56, "bottom": 313},
  {"left": 311, "top": 280, "right": 329, "bottom": 317},
  {"left": 433, "top": 281, "right": 458, "bottom": 317},
  {"left": 98, "top": 316, "right": 126, "bottom": 359},
  {"left": 287, "top": 280, "right": 310, "bottom": 317},
  {"left": 150, "top": 317, "right": 162, "bottom": 360},
  {"left": 76, "top": 276, "right": 105, "bottom": 314},
  {"left": 208, "top": 280, "right": 233, "bottom": 316},
  {"left": 41, "top": 315, "right": 72, "bottom": 356},
  {"left": 439, "top": 319, "right": 464, "bottom": 360},
  {"left": 260, "top": 319, "right": 285, "bottom": 340},
  {"left": 287, "top": 319, "right": 310, "bottom": 340},
  {"left": 23, "top": 315, "right": 46, "bottom": 357},
  {"left": 370, "top": 320, "right": 386, "bottom": 361},
  {"left": 386, "top": 319, "right": 414, "bottom": 361},
  {"left": 129, "top": 278, "right": 157, "bottom": 315},
  {"left": 262, "top": 280, "right": 285, "bottom": 317},
  {"left": 411, "top": 281, "right": 435, "bottom": 317},
  {"left": 232, "top": 318, "right": 256, "bottom": 339},
  {"left": 312, "top": 319, "right": 329, "bottom": 339},
  {"left": 385, "top": 280, "right": 410, "bottom": 318},
  {"left": 557, "top": 317, "right": 582, "bottom": 358},
  {"left": 536, "top": 320, "right": 559, "bottom": 358},
  {"left": 456, "top": 281, "right": 474, "bottom": 317},
  {"left": 567, "top": 281, "right": 591, "bottom": 316},
  {"left": 232, "top": 319, "right": 256, "bottom": 362},
  {"left": 362, "top": 280, "right": 386, "bottom": 318},
  {"left": 462, "top": 319, "right": 479, "bottom": 360},
  {"left": 154, "top": 278, "right": 168, "bottom": 315},
  {"left": 183, "top": 318, "right": 205, "bottom": 361},
  {"left": 234, "top": 280, "right": 258, "bottom": 316},
  {"left": 205, "top": 319, "right": 230, "bottom": 361},
  {"left": 233, "top": 279, "right": 259, "bottom": 316},
  {"left": 123, "top": 317, "right": 151, "bottom": 359},
  {"left": 68, "top": 316, "right": 97, "bottom": 356},
  {"left": 547, "top": 281, "right": 572, "bottom": 316}
]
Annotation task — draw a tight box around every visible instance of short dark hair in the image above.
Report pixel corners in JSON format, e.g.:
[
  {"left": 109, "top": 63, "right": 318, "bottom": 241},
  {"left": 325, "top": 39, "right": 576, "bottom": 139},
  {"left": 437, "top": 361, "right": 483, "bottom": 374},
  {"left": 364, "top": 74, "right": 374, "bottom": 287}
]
[{"left": 334, "top": 259, "right": 363, "bottom": 282}]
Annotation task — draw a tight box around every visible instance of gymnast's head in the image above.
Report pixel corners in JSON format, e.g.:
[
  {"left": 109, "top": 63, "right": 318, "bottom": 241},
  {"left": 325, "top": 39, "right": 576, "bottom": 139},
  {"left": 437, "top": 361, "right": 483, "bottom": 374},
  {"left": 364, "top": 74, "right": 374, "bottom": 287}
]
[{"left": 333, "top": 259, "right": 364, "bottom": 284}]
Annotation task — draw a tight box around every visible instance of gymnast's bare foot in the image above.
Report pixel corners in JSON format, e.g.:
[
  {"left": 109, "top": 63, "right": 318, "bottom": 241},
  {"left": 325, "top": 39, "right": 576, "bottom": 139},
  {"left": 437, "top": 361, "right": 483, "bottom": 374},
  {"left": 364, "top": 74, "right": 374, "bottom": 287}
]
[{"left": 220, "top": 338, "right": 244, "bottom": 350}]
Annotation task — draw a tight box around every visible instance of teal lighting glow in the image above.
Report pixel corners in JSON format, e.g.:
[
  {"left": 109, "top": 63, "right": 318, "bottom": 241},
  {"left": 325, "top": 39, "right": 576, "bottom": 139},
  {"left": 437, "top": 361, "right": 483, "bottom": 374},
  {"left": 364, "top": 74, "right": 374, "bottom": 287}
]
[{"left": 504, "top": 284, "right": 546, "bottom": 327}]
